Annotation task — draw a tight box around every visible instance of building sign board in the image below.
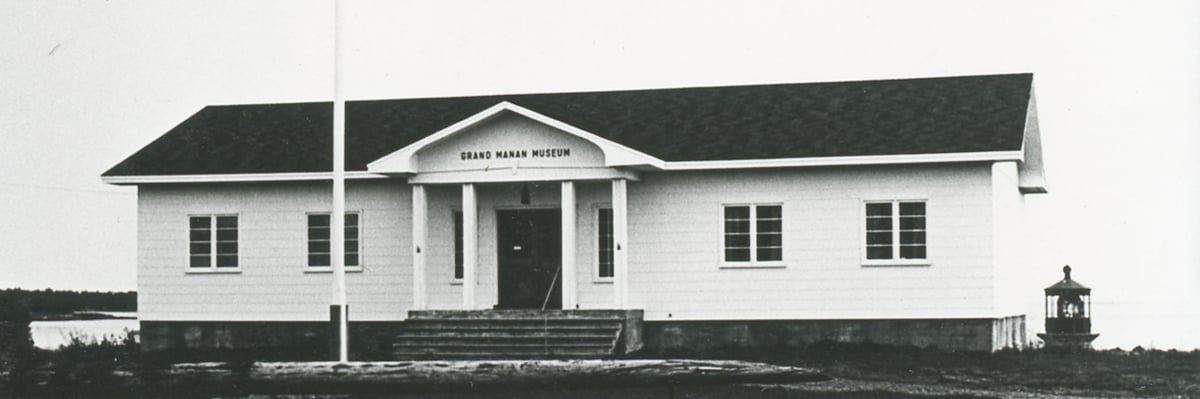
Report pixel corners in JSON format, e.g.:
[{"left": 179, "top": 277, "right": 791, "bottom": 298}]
[
  {"left": 460, "top": 148, "right": 572, "bottom": 161},
  {"left": 418, "top": 113, "right": 605, "bottom": 174}
]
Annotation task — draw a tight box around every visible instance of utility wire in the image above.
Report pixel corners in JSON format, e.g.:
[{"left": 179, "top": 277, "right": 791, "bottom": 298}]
[{"left": 0, "top": 181, "right": 134, "bottom": 195}]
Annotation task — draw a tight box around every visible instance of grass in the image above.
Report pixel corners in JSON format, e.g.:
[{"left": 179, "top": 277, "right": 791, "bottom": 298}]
[
  {"left": 290, "top": 385, "right": 997, "bottom": 398},
  {"left": 2, "top": 337, "right": 1197, "bottom": 398},
  {"left": 641, "top": 342, "right": 1200, "bottom": 397}
]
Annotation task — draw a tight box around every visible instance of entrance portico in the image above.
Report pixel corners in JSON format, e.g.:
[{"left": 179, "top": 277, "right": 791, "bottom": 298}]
[
  {"left": 405, "top": 178, "right": 630, "bottom": 311},
  {"left": 367, "top": 102, "right": 654, "bottom": 312}
]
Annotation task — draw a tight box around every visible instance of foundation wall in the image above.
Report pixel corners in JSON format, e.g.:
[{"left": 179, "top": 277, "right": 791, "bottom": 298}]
[
  {"left": 141, "top": 314, "right": 1025, "bottom": 360},
  {"left": 139, "top": 320, "right": 405, "bottom": 361},
  {"left": 644, "top": 315, "right": 1026, "bottom": 352}
]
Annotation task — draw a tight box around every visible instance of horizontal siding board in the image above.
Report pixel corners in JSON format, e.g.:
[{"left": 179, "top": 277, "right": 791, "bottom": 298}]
[
  {"left": 138, "top": 180, "right": 412, "bottom": 321},
  {"left": 138, "top": 163, "right": 998, "bottom": 323},
  {"left": 606, "top": 164, "right": 996, "bottom": 320}
]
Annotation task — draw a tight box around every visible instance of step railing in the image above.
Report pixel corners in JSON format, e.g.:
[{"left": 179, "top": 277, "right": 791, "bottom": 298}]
[
  {"left": 540, "top": 267, "right": 562, "bottom": 355},
  {"left": 540, "top": 266, "right": 561, "bottom": 311}
]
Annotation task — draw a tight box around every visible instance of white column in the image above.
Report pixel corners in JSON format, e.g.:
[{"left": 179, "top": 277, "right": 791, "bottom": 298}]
[
  {"left": 560, "top": 181, "right": 577, "bottom": 309},
  {"left": 411, "top": 184, "right": 427, "bottom": 310},
  {"left": 462, "top": 183, "right": 478, "bottom": 309},
  {"left": 611, "top": 178, "right": 628, "bottom": 308}
]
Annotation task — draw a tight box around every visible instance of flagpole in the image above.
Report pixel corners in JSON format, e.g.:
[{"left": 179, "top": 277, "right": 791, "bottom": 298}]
[{"left": 332, "top": 0, "right": 349, "bottom": 363}]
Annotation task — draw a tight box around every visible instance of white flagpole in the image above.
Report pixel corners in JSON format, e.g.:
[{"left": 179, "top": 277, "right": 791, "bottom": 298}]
[{"left": 332, "top": 0, "right": 349, "bottom": 363}]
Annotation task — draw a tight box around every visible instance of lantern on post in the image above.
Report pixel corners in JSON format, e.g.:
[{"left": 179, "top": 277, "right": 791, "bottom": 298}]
[{"left": 1037, "top": 265, "right": 1099, "bottom": 349}]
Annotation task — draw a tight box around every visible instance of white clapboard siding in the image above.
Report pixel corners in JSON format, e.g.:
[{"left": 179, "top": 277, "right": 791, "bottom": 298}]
[
  {"left": 573, "top": 181, "right": 618, "bottom": 308},
  {"left": 991, "top": 161, "right": 1031, "bottom": 317},
  {"left": 609, "top": 164, "right": 998, "bottom": 321},
  {"left": 138, "top": 180, "right": 412, "bottom": 322},
  {"left": 139, "top": 162, "right": 1010, "bottom": 323}
]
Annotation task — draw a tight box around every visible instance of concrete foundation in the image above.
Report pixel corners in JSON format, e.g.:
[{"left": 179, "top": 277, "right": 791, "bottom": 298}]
[
  {"left": 139, "top": 320, "right": 405, "bottom": 361},
  {"left": 141, "top": 314, "right": 1025, "bottom": 360},
  {"left": 644, "top": 316, "right": 1026, "bottom": 353}
]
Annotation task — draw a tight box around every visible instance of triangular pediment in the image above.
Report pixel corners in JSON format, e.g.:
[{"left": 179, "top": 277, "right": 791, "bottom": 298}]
[{"left": 367, "top": 102, "right": 663, "bottom": 176}]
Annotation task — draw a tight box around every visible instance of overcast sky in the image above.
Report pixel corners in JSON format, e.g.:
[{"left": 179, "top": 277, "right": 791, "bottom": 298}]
[{"left": 2, "top": 0, "right": 1197, "bottom": 349}]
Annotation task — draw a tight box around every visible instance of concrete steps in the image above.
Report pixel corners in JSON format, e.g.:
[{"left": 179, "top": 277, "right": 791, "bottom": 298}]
[{"left": 392, "top": 310, "right": 640, "bottom": 360}]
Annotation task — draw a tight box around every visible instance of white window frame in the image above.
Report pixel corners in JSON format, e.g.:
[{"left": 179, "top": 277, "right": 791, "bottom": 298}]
[
  {"left": 304, "top": 210, "right": 364, "bottom": 273},
  {"left": 186, "top": 213, "right": 241, "bottom": 274},
  {"left": 593, "top": 204, "right": 615, "bottom": 283},
  {"left": 720, "top": 203, "right": 785, "bottom": 268},
  {"left": 861, "top": 200, "right": 930, "bottom": 267}
]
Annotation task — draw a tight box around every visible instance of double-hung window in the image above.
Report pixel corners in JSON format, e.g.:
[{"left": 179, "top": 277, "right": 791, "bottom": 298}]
[
  {"left": 308, "top": 212, "right": 360, "bottom": 268},
  {"left": 597, "top": 208, "right": 614, "bottom": 279},
  {"left": 864, "top": 200, "right": 927, "bottom": 264},
  {"left": 189, "top": 215, "right": 238, "bottom": 270},
  {"left": 722, "top": 204, "right": 783, "bottom": 266}
]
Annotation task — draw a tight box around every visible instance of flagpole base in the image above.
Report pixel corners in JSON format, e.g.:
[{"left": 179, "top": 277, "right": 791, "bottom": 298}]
[{"left": 329, "top": 304, "right": 349, "bottom": 361}]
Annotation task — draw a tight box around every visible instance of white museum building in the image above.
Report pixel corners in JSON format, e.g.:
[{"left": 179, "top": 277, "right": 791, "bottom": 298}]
[{"left": 104, "top": 73, "right": 1047, "bottom": 359}]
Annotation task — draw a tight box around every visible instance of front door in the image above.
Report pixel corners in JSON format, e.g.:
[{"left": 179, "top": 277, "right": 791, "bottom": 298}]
[{"left": 496, "top": 209, "right": 562, "bottom": 309}]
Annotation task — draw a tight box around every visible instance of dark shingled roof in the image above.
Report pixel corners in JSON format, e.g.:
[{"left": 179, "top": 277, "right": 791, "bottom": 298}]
[
  {"left": 1046, "top": 278, "right": 1091, "bottom": 295},
  {"left": 1046, "top": 266, "right": 1091, "bottom": 294},
  {"left": 103, "top": 73, "right": 1033, "bottom": 177}
]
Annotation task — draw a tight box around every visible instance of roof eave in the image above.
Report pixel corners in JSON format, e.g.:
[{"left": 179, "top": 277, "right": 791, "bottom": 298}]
[
  {"left": 101, "top": 151, "right": 1023, "bottom": 185},
  {"left": 100, "top": 171, "right": 388, "bottom": 186},
  {"left": 661, "top": 150, "right": 1023, "bottom": 171}
]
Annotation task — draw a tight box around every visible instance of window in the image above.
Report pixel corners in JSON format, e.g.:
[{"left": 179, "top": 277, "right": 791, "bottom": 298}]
[
  {"left": 597, "top": 208, "right": 614, "bottom": 279},
  {"left": 453, "top": 211, "right": 463, "bottom": 279},
  {"left": 865, "top": 201, "right": 926, "bottom": 262},
  {"left": 189, "top": 215, "right": 238, "bottom": 269},
  {"left": 723, "top": 204, "right": 783, "bottom": 264},
  {"left": 307, "top": 212, "right": 360, "bottom": 268}
]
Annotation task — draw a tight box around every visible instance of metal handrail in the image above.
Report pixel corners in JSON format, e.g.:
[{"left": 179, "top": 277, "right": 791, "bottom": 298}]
[
  {"left": 541, "top": 266, "right": 561, "bottom": 311},
  {"left": 539, "top": 267, "right": 562, "bottom": 356}
]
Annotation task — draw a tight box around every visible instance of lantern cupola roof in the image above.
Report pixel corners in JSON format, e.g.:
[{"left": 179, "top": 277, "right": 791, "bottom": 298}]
[{"left": 1045, "top": 265, "right": 1091, "bottom": 295}]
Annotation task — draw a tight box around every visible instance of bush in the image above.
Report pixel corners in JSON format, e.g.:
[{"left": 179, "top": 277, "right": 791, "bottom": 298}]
[
  {"left": 39, "top": 330, "right": 138, "bottom": 394},
  {"left": 0, "top": 298, "right": 34, "bottom": 357},
  {"left": 0, "top": 298, "right": 34, "bottom": 393}
]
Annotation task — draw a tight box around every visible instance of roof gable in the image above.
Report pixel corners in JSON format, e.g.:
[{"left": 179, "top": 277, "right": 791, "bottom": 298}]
[{"left": 366, "top": 101, "right": 662, "bottom": 174}]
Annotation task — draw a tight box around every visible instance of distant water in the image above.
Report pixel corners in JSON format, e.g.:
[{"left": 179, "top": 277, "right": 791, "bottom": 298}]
[{"left": 29, "top": 313, "right": 139, "bottom": 350}]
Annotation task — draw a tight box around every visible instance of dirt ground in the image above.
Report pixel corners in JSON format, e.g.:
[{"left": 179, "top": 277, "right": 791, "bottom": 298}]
[
  {"left": 640, "top": 343, "right": 1200, "bottom": 399},
  {"left": 233, "top": 379, "right": 1159, "bottom": 399},
  {"left": 4, "top": 342, "right": 1197, "bottom": 398}
]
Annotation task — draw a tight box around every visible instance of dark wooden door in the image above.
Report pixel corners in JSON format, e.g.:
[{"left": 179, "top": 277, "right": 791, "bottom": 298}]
[{"left": 496, "top": 209, "right": 562, "bottom": 309}]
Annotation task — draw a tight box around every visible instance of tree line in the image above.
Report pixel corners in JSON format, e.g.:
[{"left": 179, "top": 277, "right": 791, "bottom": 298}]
[{"left": 0, "top": 288, "right": 136, "bottom": 315}]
